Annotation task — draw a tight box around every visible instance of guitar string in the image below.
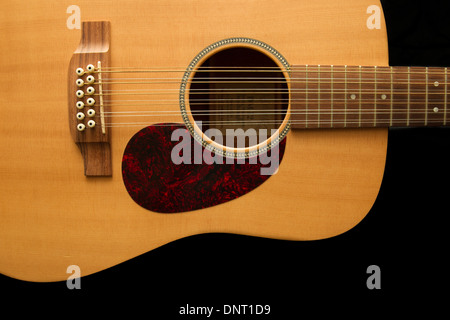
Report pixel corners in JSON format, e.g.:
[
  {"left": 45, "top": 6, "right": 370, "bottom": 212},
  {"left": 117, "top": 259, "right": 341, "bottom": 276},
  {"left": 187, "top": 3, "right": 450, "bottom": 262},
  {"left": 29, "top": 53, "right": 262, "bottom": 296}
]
[
  {"left": 101, "top": 100, "right": 443, "bottom": 105},
  {"left": 95, "top": 89, "right": 446, "bottom": 96},
  {"left": 90, "top": 80, "right": 447, "bottom": 114},
  {"left": 96, "top": 104, "right": 448, "bottom": 125},
  {"left": 93, "top": 70, "right": 449, "bottom": 86},
  {"left": 91, "top": 65, "right": 449, "bottom": 81},
  {"left": 77, "top": 68, "right": 449, "bottom": 125},
  {"left": 101, "top": 109, "right": 445, "bottom": 116},
  {"left": 99, "top": 99, "right": 447, "bottom": 116},
  {"left": 95, "top": 85, "right": 447, "bottom": 105},
  {"left": 93, "top": 84, "right": 446, "bottom": 98},
  {"left": 99, "top": 87, "right": 442, "bottom": 92},
  {"left": 95, "top": 66, "right": 447, "bottom": 75},
  {"left": 98, "top": 111, "right": 446, "bottom": 121},
  {"left": 96, "top": 73, "right": 446, "bottom": 80},
  {"left": 103, "top": 119, "right": 449, "bottom": 128},
  {"left": 99, "top": 98, "right": 445, "bottom": 104},
  {"left": 91, "top": 81, "right": 449, "bottom": 96},
  {"left": 94, "top": 79, "right": 449, "bottom": 86},
  {"left": 92, "top": 67, "right": 449, "bottom": 95},
  {"left": 98, "top": 107, "right": 446, "bottom": 116}
]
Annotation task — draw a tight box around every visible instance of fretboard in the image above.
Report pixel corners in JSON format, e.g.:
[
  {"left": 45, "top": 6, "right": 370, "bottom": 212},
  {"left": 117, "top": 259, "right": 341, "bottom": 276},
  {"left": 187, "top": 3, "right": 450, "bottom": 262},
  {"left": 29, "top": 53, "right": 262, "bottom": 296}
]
[{"left": 290, "top": 65, "right": 449, "bottom": 129}]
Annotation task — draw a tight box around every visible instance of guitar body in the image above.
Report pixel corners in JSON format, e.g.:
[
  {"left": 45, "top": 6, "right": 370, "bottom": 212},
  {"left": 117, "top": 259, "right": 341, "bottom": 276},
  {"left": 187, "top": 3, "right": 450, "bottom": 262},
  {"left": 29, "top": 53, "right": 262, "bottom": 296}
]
[{"left": 0, "top": 0, "right": 388, "bottom": 281}]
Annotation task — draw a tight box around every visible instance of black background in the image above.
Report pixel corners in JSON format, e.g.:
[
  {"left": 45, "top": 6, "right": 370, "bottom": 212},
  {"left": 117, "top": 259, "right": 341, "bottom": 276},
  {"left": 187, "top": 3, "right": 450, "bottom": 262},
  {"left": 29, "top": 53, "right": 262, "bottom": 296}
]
[{"left": 1, "top": 0, "right": 449, "bottom": 317}]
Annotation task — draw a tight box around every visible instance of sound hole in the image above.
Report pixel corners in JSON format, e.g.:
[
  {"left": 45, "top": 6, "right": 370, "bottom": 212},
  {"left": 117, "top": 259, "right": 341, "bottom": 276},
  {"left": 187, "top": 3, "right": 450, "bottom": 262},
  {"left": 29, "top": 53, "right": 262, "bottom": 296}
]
[{"left": 188, "top": 47, "right": 289, "bottom": 149}]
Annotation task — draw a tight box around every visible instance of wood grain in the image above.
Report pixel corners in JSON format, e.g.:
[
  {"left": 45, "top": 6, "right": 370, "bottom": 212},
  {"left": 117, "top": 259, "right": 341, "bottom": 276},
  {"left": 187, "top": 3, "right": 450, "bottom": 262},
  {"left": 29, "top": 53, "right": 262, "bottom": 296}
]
[{"left": 0, "top": 0, "right": 388, "bottom": 281}]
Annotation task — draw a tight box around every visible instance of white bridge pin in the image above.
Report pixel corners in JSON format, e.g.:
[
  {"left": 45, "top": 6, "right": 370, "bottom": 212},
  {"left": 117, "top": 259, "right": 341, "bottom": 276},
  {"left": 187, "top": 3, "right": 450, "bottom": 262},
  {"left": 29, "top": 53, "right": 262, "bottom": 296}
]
[
  {"left": 87, "top": 120, "right": 96, "bottom": 128},
  {"left": 86, "top": 75, "right": 95, "bottom": 84},
  {"left": 86, "top": 86, "right": 95, "bottom": 95},
  {"left": 76, "top": 101, "right": 85, "bottom": 109},
  {"left": 76, "top": 79, "right": 84, "bottom": 87},
  {"left": 86, "top": 64, "right": 95, "bottom": 73},
  {"left": 76, "top": 90, "right": 84, "bottom": 98},
  {"left": 86, "top": 98, "right": 95, "bottom": 106},
  {"left": 76, "top": 68, "right": 84, "bottom": 76},
  {"left": 76, "top": 112, "right": 85, "bottom": 120}
]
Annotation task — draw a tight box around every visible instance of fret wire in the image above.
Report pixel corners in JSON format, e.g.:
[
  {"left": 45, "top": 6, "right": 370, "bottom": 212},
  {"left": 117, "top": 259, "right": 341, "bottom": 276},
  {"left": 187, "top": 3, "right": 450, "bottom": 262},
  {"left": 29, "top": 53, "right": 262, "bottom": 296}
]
[
  {"left": 374, "top": 66, "right": 377, "bottom": 127},
  {"left": 331, "top": 65, "right": 334, "bottom": 127},
  {"left": 445, "top": 68, "right": 448, "bottom": 126},
  {"left": 359, "top": 66, "right": 362, "bottom": 127},
  {"left": 305, "top": 64, "right": 308, "bottom": 128},
  {"left": 425, "top": 67, "right": 429, "bottom": 125},
  {"left": 390, "top": 66, "right": 393, "bottom": 126},
  {"left": 318, "top": 65, "right": 321, "bottom": 128},
  {"left": 407, "top": 67, "right": 411, "bottom": 126},
  {"left": 344, "top": 65, "right": 347, "bottom": 127}
]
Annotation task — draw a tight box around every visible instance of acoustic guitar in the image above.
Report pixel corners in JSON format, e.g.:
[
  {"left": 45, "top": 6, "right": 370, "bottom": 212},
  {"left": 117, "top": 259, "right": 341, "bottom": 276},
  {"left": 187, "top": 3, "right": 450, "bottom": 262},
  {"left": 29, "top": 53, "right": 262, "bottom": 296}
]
[{"left": 1, "top": 0, "right": 447, "bottom": 282}]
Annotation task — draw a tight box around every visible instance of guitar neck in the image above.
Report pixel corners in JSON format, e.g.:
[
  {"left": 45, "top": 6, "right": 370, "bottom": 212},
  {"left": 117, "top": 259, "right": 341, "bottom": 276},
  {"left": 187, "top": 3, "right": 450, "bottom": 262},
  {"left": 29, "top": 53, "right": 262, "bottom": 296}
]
[{"left": 290, "top": 65, "right": 449, "bottom": 129}]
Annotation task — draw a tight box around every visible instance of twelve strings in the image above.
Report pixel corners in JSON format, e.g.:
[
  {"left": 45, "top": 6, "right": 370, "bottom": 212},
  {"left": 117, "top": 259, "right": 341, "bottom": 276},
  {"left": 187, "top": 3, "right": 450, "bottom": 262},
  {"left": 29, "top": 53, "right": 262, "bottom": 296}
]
[{"left": 86, "top": 66, "right": 449, "bottom": 127}]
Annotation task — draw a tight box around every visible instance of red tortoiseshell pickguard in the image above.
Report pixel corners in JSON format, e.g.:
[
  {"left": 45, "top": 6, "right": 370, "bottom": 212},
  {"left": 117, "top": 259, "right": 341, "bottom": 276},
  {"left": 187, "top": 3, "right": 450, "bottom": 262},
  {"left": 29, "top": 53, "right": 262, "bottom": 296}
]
[{"left": 122, "top": 124, "right": 286, "bottom": 213}]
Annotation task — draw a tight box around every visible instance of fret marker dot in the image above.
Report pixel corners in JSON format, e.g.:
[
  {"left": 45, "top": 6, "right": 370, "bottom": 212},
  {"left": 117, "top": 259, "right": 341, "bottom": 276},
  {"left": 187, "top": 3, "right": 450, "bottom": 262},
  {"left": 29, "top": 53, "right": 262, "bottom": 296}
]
[
  {"left": 434, "top": 81, "right": 439, "bottom": 87},
  {"left": 350, "top": 94, "right": 356, "bottom": 100},
  {"left": 381, "top": 94, "right": 387, "bottom": 100},
  {"left": 433, "top": 107, "right": 439, "bottom": 113}
]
